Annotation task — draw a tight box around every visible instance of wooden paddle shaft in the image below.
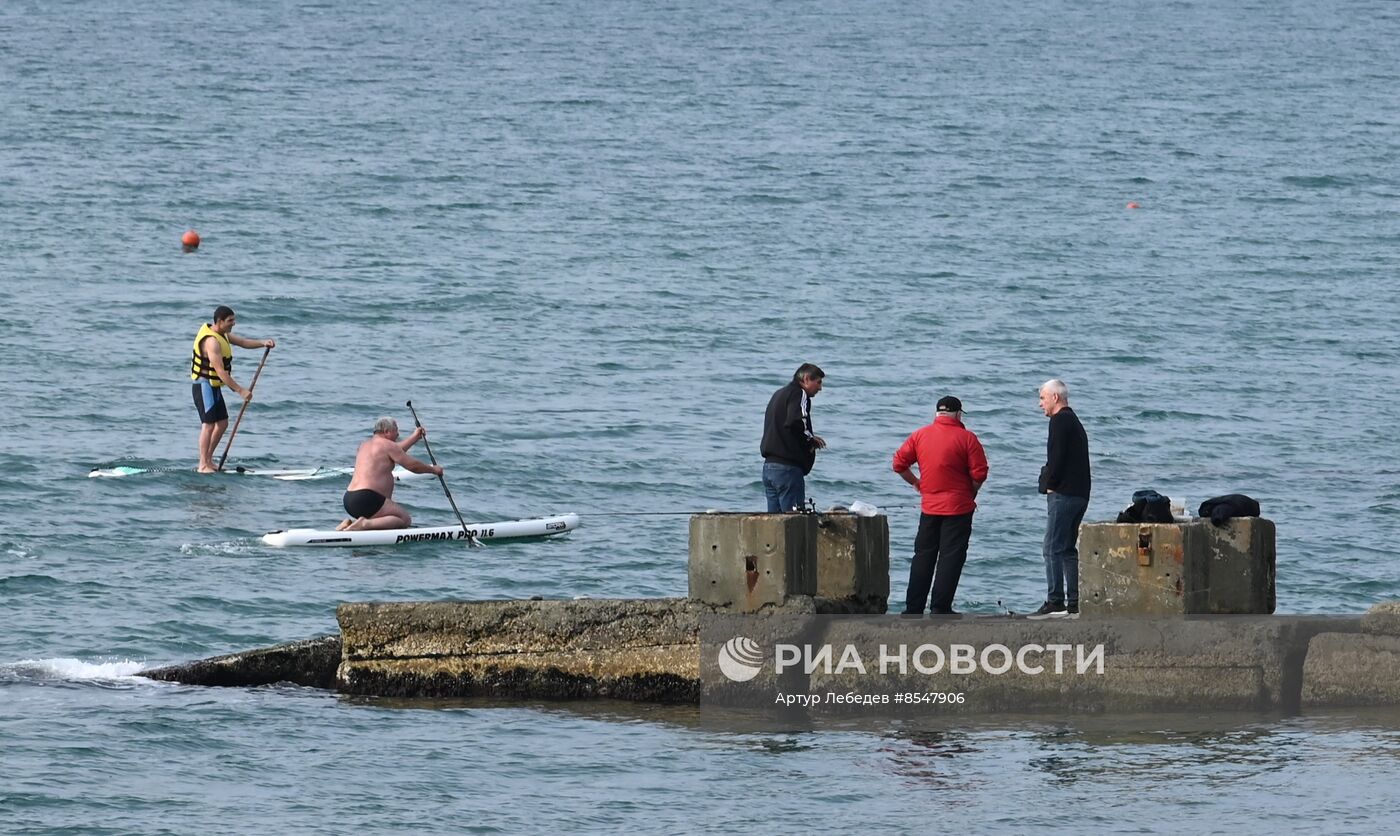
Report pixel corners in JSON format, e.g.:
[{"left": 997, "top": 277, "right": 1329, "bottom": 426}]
[{"left": 217, "top": 346, "right": 271, "bottom": 471}]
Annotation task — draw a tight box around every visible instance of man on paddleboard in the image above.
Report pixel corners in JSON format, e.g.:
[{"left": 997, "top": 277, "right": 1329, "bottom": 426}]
[
  {"left": 337, "top": 417, "right": 444, "bottom": 531},
  {"left": 192, "top": 306, "right": 275, "bottom": 473}
]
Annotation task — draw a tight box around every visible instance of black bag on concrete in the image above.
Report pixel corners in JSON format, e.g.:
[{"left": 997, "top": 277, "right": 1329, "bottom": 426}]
[
  {"left": 1116, "top": 490, "right": 1174, "bottom": 524},
  {"left": 1197, "top": 494, "right": 1261, "bottom": 527}
]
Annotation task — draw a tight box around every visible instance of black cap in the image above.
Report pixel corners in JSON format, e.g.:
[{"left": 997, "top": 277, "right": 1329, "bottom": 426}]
[{"left": 936, "top": 396, "right": 963, "bottom": 414}]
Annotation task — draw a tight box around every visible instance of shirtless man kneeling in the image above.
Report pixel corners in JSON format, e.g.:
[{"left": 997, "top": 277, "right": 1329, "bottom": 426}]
[{"left": 337, "top": 417, "right": 443, "bottom": 531}]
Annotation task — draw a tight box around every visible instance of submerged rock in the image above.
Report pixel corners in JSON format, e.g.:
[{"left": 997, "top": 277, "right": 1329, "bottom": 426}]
[{"left": 140, "top": 635, "right": 341, "bottom": 689}]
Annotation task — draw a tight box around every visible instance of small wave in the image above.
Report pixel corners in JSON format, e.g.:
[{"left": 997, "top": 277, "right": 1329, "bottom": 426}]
[
  {"left": 1281, "top": 175, "right": 1353, "bottom": 189},
  {"left": 2, "top": 657, "right": 148, "bottom": 683},
  {"left": 0, "top": 572, "right": 62, "bottom": 591},
  {"left": 179, "top": 540, "right": 266, "bottom": 556},
  {"left": 527, "top": 97, "right": 604, "bottom": 107},
  {"left": 1132, "top": 408, "right": 1222, "bottom": 421},
  {"left": 735, "top": 193, "right": 804, "bottom": 205}
]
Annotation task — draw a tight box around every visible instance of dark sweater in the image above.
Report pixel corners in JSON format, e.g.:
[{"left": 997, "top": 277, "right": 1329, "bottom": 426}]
[
  {"left": 1040, "top": 407, "right": 1091, "bottom": 498},
  {"left": 761, "top": 381, "right": 817, "bottom": 474}
]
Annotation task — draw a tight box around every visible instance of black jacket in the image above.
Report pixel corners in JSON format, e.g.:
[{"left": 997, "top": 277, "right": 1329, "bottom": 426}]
[
  {"left": 1198, "top": 494, "right": 1261, "bottom": 526},
  {"left": 1039, "top": 407, "right": 1091, "bottom": 498},
  {"left": 761, "top": 381, "right": 817, "bottom": 474}
]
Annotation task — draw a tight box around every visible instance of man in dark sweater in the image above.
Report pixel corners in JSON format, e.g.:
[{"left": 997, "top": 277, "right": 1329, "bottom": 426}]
[
  {"left": 1028, "top": 378, "right": 1091, "bottom": 620},
  {"left": 760, "top": 363, "right": 827, "bottom": 512}
]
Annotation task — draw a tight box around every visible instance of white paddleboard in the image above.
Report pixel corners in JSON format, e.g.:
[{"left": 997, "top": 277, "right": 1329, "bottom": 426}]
[
  {"left": 260, "top": 513, "right": 580, "bottom": 548},
  {"left": 89, "top": 465, "right": 431, "bottom": 482}
]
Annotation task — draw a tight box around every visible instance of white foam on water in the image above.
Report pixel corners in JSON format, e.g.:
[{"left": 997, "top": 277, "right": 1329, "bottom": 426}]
[
  {"left": 4, "top": 657, "right": 148, "bottom": 681},
  {"left": 179, "top": 540, "right": 263, "bottom": 556}
]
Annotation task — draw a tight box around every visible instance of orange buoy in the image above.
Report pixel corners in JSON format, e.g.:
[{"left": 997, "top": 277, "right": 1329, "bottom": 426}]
[
  {"left": 182, "top": 229, "right": 201, "bottom": 248},
  {"left": 1126, "top": 202, "right": 1140, "bottom": 209}
]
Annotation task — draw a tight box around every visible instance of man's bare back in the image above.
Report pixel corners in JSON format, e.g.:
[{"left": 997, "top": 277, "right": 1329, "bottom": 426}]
[
  {"left": 337, "top": 418, "right": 442, "bottom": 531},
  {"left": 347, "top": 435, "right": 412, "bottom": 498}
]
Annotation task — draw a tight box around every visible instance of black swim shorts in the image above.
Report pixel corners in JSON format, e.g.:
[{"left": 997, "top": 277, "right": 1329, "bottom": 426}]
[
  {"left": 192, "top": 380, "right": 229, "bottom": 424},
  {"left": 343, "top": 489, "right": 387, "bottom": 519}
]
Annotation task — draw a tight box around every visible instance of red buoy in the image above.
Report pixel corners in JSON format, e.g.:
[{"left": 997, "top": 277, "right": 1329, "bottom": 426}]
[
  {"left": 182, "top": 229, "right": 201, "bottom": 248},
  {"left": 1126, "top": 202, "right": 1140, "bottom": 210}
]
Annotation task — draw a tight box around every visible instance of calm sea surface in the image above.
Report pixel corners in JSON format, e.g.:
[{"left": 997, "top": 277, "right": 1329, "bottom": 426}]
[{"left": 3, "top": 0, "right": 1400, "bottom": 832}]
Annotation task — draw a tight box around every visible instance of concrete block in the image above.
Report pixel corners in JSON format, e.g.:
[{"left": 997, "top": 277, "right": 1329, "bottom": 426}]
[
  {"left": 1200, "top": 517, "right": 1276, "bottom": 614},
  {"left": 688, "top": 513, "right": 816, "bottom": 612},
  {"left": 814, "top": 512, "right": 889, "bottom": 614},
  {"left": 1079, "top": 523, "right": 1202, "bottom": 615},
  {"left": 1302, "top": 632, "right": 1400, "bottom": 707},
  {"left": 1079, "top": 519, "right": 1275, "bottom": 615},
  {"left": 1361, "top": 601, "right": 1400, "bottom": 636},
  {"left": 338, "top": 599, "right": 702, "bottom": 702}
]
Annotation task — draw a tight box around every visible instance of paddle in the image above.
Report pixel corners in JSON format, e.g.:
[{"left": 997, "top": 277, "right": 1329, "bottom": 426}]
[
  {"left": 406, "top": 400, "right": 481, "bottom": 547},
  {"left": 216, "top": 346, "right": 271, "bottom": 472}
]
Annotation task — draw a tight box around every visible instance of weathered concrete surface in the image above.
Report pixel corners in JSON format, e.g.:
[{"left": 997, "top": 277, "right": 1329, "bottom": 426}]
[
  {"left": 1079, "top": 519, "right": 1276, "bottom": 615},
  {"left": 1301, "top": 620, "right": 1400, "bottom": 707},
  {"left": 1360, "top": 600, "right": 1400, "bottom": 636},
  {"left": 1210, "top": 519, "right": 1277, "bottom": 613},
  {"left": 814, "top": 512, "right": 889, "bottom": 614},
  {"left": 338, "top": 599, "right": 702, "bottom": 702},
  {"left": 792, "top": 616, "right": 1351, "bottom": 714},
  {"left": 139, "top": 635, "right": 341, "bottom": 689},
  {"left": 137, "top": 611, "right": 1392, "bottom": 714},
  {"left": 688, "top": 513, "right": 817, "bottom": 612}
]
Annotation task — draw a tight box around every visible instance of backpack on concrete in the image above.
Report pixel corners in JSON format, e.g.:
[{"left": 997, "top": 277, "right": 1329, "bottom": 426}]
[{"left": 1116, "top": 489, "right": 1174, "bottom": 524}]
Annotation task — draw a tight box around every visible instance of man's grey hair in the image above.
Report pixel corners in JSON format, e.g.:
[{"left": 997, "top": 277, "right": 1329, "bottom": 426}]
[
  {"left": 1040, "top": 378, "right": 1069, "bottom": 402},
  {"left": 373, "top": 416, "right": 399, "bottom": 435}
]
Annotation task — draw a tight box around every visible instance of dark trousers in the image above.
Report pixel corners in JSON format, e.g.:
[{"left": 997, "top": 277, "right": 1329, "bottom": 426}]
[{"left": 904, "top": 512, "right": 974, "bottom": 614}]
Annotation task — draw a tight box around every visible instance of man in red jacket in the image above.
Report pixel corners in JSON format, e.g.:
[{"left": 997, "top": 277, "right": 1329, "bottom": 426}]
[{"left": 892, "top": 396, "right": 989, "bottom": 616}]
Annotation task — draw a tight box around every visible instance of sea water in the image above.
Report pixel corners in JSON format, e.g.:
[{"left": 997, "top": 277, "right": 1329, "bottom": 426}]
[{"left": 3, "top": 0, "right": 1400, "bottom": 831}]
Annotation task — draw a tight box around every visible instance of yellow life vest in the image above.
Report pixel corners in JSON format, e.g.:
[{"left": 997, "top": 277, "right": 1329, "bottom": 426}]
[{"left": 190, "top": 323, "right": 233, "bottom": 385}]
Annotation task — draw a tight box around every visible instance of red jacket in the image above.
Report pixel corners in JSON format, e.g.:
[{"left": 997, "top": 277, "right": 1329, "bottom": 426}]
[{"left": 892, "top": 415, "right": 989, "bottom": 515}]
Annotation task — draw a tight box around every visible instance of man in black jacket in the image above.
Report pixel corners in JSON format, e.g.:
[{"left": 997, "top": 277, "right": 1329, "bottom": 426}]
[
  {"left": 1028, "top": 378, "right": 1091, "bottom": 619},
  {"left": 760, "top": 363, "right": 827, "bottom": 512}
]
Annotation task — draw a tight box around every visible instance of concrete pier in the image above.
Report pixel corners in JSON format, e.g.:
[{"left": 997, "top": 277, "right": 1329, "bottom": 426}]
[
  {"left": 136, "top": 512, "right": 1400, "bottom": 713},
  {"left": 139, "top": 607, "right": 1390, "bottom": 713}
]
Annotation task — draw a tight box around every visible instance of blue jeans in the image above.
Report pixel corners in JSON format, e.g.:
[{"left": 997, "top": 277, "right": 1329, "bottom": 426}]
[
  {"left": 1043, "top": 492, "right": 1089, "bottom": 607},
  {"left": 762, "top": 461, "right": 806, "bottom": 513}
]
